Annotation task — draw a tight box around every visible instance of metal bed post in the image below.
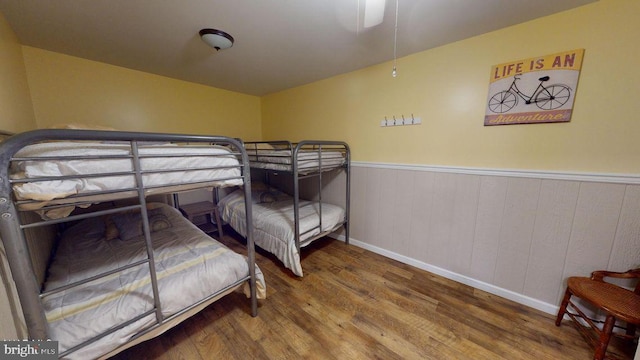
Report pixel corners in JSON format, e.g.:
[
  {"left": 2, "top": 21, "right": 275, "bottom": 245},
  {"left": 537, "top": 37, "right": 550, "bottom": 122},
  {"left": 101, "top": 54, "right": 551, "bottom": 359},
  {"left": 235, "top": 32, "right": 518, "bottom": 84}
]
[
  {"left": 344, "top": 142, "right": 350, "bottom": 245},
  {"left": 0, "top": 201, "right": 49, "bottom": 340},
  {"left": 316, "top": 144, "right": 324, "bottom": 243},
  {"left": 0, "top": 132, "right": 51, "bottom": 341},
  {"left": 236, "top": 138, "right": 258, "bottom": 316},
  {"left": 130, "top": 141, "right": 163, "bottom": 324},
  {"left": 292, "top": 142, "right": 302, "bottom": 255},
  {"left": 291, "top": 140, "right": 351, "bottom": 251}
]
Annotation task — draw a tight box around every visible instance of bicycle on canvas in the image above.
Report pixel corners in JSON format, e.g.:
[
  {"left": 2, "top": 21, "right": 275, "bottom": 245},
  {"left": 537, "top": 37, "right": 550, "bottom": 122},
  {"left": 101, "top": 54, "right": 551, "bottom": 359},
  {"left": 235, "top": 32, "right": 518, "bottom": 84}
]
[{"left": 487, "top": 74, "right": 571, "bottom": 113}]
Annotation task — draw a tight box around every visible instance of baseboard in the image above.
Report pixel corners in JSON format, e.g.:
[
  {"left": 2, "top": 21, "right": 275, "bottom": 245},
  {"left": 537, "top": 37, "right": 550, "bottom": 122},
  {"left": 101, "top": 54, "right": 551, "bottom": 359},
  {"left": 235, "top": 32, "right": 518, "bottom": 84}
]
[{"left": 330, "top": 233, "right": 559, "bottom": 316}]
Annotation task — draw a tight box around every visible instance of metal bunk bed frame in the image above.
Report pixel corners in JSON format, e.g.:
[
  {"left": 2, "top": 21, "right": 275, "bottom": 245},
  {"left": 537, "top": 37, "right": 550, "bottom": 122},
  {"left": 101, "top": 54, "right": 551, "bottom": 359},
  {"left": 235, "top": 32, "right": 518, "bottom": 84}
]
[
  {"left": 0, "top": 129, "right": 257, "bottom": 357},
  {"left": 244, "top": 140, "right": 350, "bottom": 253}
]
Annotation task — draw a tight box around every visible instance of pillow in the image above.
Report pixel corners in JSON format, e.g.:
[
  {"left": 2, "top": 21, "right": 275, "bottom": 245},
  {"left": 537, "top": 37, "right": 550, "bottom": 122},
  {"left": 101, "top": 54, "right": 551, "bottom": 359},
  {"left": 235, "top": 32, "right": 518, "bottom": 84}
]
[
  {"left": 148, "top": 209, "right": 172, "bottom": 232},
  {"left": 241, "top": 181, "right": 290, "bottom": 204},
  {"left": 111, "top": 208, "right": 172, "bottom": 240},
  {"left": 252, "top": 188, "right": 288, "bottom": 203},
  {"left": 249, "top": 181, "right": 269, "bottom": 191},
  {"left": 62, "top": 216, "right": 106, "bottom": 241},
  {"left": 103, "top": 203, "right": 168, "bottom": 240},
  {"left": 104, "top": 215, "right": 119, "bottom": 241},
  {"left": 251, "top": 186, "right": 289, "bottom": 204}
]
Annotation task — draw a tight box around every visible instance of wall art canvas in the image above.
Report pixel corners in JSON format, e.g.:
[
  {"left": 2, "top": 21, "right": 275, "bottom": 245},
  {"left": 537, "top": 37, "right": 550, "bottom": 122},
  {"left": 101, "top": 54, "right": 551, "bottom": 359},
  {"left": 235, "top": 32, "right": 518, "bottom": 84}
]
[{"left": 484, "top": 49, "right": 584, "bottom": 126}]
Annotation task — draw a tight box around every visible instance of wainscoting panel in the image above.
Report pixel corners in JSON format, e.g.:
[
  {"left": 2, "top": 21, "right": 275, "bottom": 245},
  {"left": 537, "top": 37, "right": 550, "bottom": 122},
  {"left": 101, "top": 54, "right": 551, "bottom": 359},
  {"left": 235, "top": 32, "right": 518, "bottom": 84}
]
[
  {"left": 524, "top": 179, "right": 579, "bottom": 305},
  {"left": 562, "top": 182, "right": 626, "bottom": 292},
  {"left": 470, "top": 176, "right": 509, "bottom": 284},
  {"left": 494, "top": 177, "right": 541, "bottom": 294},
  {"left": 407, "top": 170, "right": 435, "bottom": 266},
  {"left": 343, "top": 162, "right": 640, "bottom": 314},
  {"left": 613, "top": 186, "right": 640, "bottom": 269}
]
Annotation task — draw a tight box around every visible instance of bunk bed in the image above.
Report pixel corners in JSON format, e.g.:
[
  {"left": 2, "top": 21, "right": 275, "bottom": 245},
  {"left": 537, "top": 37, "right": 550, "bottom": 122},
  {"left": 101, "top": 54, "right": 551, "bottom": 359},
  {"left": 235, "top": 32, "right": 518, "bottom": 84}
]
[
  {"left": 0, "top": 129, "right": 265, "bottom": 359},
  {"left": 219, "top": 140, "right": 350, "bottom": 277}
]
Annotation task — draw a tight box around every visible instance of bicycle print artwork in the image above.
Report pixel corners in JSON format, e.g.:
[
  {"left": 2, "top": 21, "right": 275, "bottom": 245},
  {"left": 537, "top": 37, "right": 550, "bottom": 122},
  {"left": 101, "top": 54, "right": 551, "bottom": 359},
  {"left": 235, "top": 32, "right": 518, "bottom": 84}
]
[
  {"left": 487, "top": 75, "right": 571, "bottom": 113},
  {"left": 484, "top": 49, "right": 584, "bottom": 126}
]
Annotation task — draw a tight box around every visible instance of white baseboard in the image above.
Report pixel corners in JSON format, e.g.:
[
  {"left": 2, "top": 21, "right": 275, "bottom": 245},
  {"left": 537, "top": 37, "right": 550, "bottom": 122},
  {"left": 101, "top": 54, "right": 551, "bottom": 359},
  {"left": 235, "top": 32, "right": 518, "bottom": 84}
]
[{"left": 330, "top": 234, "right": 560, "bottom": 316}]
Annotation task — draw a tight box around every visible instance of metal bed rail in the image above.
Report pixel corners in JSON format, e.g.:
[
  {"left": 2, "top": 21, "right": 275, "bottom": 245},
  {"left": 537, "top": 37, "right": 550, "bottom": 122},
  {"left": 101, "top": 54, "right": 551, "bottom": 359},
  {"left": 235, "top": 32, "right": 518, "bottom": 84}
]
[
  {"left": 244, "top": 140, "right": 350, "bottom": 254},
  {"left": 244, "top": 140, "right": 348, "bottom": 173},
  {"left": 292, "top": 140, "right": 350, "bottom": 253}
]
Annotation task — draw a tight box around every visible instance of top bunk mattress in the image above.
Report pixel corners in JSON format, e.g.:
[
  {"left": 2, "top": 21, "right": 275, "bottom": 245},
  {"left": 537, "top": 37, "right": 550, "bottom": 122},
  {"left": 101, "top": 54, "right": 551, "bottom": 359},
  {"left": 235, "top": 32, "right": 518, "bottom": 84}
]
[
  {"left": 248, "top": 150, "right": 346, "bottom": 172},
  {"left": 8, "top": 140, "right": 244, "bottom": 218},
  {"left": 245, "top": 140, "right": 348, "bottom": 174}
]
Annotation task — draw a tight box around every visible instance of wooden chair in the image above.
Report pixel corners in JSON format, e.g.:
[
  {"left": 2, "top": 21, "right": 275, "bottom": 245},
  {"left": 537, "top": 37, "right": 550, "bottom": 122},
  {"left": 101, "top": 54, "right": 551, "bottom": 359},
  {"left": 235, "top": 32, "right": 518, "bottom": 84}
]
[{"left": 555, "top": 268, "right": 640, "bottom": 360}]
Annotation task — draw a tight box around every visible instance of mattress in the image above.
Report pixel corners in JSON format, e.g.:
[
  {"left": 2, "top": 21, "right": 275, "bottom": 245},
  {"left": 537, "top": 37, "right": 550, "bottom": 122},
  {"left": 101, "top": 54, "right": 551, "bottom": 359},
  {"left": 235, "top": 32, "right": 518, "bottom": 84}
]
[
  {"left": 43, "top": 203, "right": 265, "bottom": 359},
  {"left": 247, "top": 149, "right": 345, "bottom": 173},
  {"left": 9, "top": 141, "right": 243, "bottom": 218},
  {"left": 219, "top": 188, "right": 345, "bottom": 277}
]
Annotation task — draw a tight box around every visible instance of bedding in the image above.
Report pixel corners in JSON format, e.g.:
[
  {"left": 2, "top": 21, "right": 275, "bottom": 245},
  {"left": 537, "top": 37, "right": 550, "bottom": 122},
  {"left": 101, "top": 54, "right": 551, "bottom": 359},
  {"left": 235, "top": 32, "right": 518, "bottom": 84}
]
[
  {"left": 43, "top": 203, "right": 265, "bottom": 359},
  {"left": 219, "top": 187, "right": 345, "bottom": 277},
  {"left": 247, "top": 149, "right": 345, "bottom": 173},
  {"left": 10, "top": 141, "right": 243, "bottom": 218}
]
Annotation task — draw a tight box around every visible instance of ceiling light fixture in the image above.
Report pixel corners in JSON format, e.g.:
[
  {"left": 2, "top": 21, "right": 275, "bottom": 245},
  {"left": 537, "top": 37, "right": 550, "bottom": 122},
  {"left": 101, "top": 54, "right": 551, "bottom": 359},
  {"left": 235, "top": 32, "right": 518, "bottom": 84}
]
[
  {"left": 364, "top": 0, "right": 386, "bottom": 28},
  {"left": 199, "top": 28, "right": 234, "bottom": 51}
]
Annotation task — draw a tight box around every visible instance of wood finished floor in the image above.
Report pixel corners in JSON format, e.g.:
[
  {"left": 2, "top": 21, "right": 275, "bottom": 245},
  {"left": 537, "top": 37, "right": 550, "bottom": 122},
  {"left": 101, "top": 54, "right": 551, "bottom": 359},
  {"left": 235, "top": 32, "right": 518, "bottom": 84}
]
[{"left": 112, "top": 230, "right": 636, "bottom": 360}]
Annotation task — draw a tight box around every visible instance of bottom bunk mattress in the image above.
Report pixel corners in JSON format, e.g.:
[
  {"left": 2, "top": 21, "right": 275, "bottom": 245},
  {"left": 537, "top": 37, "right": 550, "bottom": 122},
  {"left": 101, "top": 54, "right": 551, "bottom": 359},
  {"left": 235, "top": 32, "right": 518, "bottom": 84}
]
[
  {"left": 42, "top": 202, "right": 266, "bottom": 359},
  {"left": 219, "top": 187, "right": 346, "bottom": 277}
]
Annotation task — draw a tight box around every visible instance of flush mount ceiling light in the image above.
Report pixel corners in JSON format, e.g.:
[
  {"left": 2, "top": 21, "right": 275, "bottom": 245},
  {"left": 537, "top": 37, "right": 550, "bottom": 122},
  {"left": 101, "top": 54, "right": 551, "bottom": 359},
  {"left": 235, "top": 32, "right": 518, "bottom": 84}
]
[
  {"left": 364, "top": 0, "right": 386, "bottom": 28},
  {"left": 199, "top": 28, "right": 234, "bottom": 51}
]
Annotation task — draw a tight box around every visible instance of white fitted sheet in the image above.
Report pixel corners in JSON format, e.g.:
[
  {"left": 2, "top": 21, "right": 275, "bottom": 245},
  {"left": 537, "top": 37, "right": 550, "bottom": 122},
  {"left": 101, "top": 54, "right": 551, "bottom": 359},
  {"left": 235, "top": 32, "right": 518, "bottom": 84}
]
[
  {"left": 43, "top": 203, "right": 265, "bottom": 359},
  {"left": 219, "top": 189, "right": 345, "bottom": 276}
]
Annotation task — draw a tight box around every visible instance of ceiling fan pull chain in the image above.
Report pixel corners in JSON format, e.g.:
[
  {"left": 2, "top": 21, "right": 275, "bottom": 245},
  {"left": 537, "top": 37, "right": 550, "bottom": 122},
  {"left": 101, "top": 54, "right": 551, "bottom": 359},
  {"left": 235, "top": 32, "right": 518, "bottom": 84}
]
[{"left": 392, "top": 0, "right": 399, "bottom": 77}]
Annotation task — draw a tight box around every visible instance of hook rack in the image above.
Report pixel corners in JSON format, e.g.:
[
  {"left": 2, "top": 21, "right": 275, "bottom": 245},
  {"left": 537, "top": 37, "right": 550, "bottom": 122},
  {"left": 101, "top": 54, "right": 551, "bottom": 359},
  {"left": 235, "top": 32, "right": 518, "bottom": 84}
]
[{"left": 380, "top": 114, "right": 422, "bottom": 127}]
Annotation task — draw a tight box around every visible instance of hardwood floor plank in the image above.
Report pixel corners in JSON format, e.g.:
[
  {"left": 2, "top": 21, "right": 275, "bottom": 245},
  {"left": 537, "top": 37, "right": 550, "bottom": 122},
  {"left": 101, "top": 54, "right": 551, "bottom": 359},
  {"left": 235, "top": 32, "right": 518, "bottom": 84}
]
[
  {"left": 201, "top": 301, "right": 271, "bottom": 360},
  {"left": 111, "top": 235, "right": 634, "bottom": 360},
  {"left": 332, "top": 269, "right": 493, "bottom": 359},
  {"left": 276, "top": 270, "right": 407, "bottom": 359}
]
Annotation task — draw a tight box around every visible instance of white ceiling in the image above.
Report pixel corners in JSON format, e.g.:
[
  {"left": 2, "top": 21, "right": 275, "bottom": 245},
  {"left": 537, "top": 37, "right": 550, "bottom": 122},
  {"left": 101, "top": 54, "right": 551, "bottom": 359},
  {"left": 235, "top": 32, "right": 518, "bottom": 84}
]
[{"left": 0, "top": 0, "right": 596, "bottom": 96}]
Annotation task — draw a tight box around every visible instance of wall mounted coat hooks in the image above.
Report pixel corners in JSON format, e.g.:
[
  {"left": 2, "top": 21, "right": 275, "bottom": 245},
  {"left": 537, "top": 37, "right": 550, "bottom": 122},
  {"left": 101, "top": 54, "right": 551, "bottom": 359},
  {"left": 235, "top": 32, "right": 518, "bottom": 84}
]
[{"left": 380, "top": 114, "right": 422, "bottom": 127}]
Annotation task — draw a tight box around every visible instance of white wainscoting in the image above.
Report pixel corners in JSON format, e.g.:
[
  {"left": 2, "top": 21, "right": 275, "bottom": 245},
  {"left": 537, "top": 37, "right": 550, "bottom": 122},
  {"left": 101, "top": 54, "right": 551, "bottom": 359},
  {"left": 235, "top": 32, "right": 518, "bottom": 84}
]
[{"left": 332, "top": 162, "right": 640, "bottom": 315}]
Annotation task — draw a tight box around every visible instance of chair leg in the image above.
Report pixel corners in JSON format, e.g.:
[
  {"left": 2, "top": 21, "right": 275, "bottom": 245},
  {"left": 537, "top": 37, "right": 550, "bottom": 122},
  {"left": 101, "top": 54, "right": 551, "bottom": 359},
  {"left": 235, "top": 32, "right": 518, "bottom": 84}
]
[
  {"left": 626, "top": 323, "right": 636, "bottom": 337},
  {"left": 214, "top": 206, "right": 223, "bottom": 238},
  {"left": 594, "top": 315, "right": 615, "bottom": 360},
  {"left": 556, "top": 287, "right": 572, "bottom": 326}
]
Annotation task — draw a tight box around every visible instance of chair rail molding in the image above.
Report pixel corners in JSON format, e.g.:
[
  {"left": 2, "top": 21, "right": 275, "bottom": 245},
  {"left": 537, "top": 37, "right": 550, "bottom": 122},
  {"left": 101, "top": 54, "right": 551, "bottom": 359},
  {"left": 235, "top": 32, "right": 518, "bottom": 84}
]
[{"left": 352, "top": 161, "right": 640, "bottom": 185}]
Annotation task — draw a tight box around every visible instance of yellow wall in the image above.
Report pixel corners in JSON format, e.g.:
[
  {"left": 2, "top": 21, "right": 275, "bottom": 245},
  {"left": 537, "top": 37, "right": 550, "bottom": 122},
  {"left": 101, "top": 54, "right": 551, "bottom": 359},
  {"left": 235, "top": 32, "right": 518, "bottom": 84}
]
[
  {"left": 22, "top": 47, "right": 262, "bottom": 139},
  {"left": 262, "top": 0, "right": 640, "bottom": 174},
  {"left": 0, "top": 13, "right": 36, "bottom": 133},
  {"left": 0, "top": 12, "right": 33, "bottom": 341}
]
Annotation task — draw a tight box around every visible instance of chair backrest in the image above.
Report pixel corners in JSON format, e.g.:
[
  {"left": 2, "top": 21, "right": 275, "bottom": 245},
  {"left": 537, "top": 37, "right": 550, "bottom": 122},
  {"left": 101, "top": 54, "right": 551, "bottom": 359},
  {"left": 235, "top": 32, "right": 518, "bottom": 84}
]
[{"left": 591, "top": 268, "right": 640, "bottom": 295}]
